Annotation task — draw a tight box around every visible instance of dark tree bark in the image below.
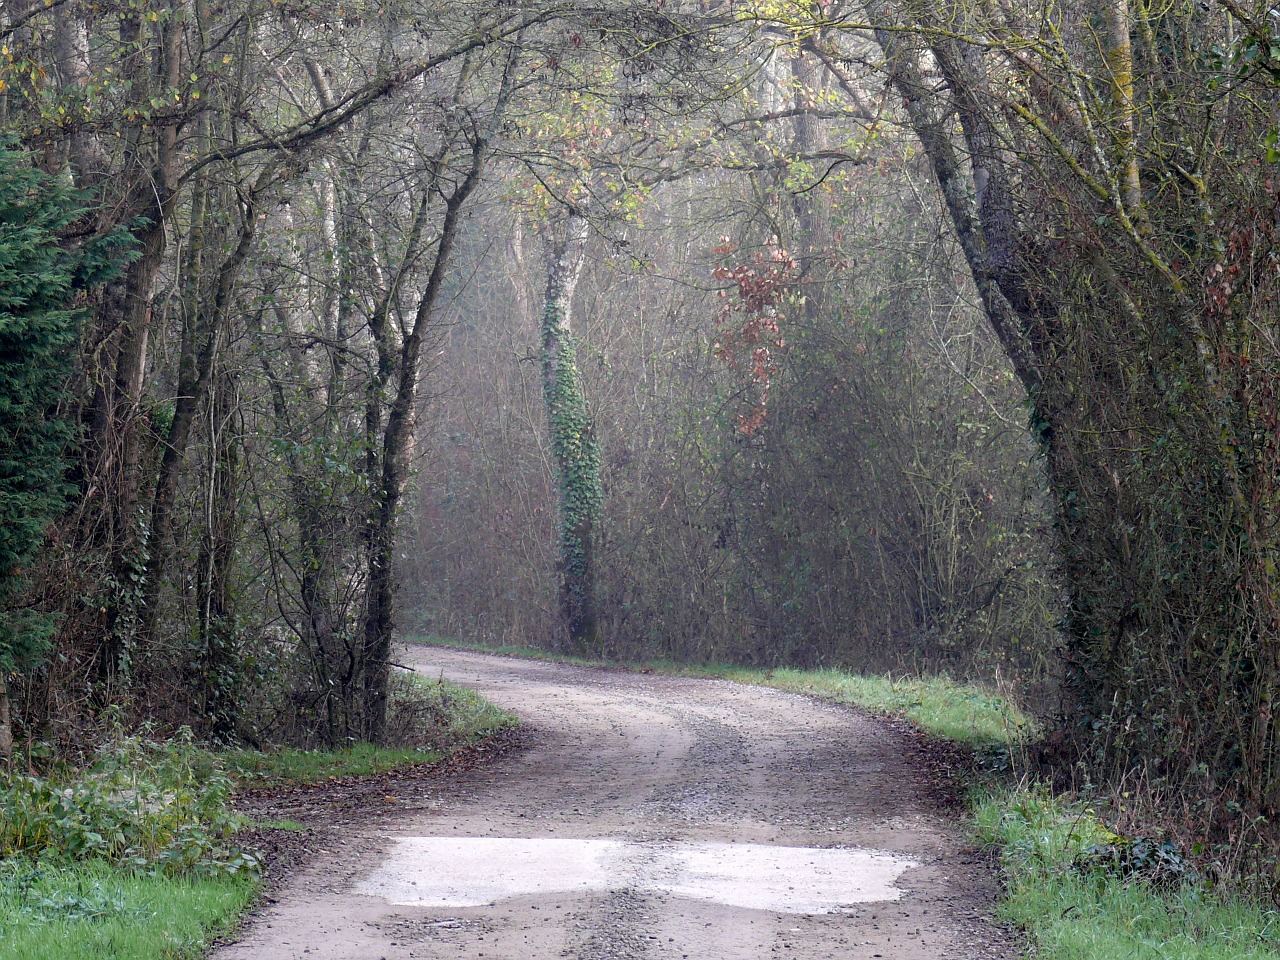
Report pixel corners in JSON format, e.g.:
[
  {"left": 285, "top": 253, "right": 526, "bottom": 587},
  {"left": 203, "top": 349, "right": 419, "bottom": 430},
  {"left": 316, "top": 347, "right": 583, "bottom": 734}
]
[
  {"left": 360, "top": 125, "right": 498, "bottom": 742},
  {"left": 0, "top": 672, "right": 12, "bottom": 767},
  {"left": 195, "top": 372, "right": 243, "bottom": 741},
  {"left": 137, "top": 163, "right": 273, "bottom": 649}
]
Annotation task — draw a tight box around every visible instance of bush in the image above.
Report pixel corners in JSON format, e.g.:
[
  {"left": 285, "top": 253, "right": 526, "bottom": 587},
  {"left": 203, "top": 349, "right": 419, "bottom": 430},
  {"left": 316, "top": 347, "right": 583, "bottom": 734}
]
[{"left": 0, "top": 725, "right": 257, "bottom": 877}]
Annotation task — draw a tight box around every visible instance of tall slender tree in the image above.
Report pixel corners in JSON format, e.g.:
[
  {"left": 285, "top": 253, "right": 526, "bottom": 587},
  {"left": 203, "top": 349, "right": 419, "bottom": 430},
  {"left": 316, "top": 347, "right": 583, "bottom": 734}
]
[{"left": 539, "top": 212, "right": 602, "bottom": 653}]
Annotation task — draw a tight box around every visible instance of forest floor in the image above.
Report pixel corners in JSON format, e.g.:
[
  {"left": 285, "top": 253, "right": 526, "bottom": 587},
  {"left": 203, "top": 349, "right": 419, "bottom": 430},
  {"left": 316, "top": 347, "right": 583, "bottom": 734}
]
[{"left": 210, "top": 646, "right": 1019, "bottom": 960}]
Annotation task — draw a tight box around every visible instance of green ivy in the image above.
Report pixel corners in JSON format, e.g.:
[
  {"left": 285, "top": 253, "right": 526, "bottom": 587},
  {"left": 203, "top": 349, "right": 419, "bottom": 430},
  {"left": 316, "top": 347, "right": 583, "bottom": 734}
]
[{"left": 541, "top": 300, "right": 603, "bottom": 621}]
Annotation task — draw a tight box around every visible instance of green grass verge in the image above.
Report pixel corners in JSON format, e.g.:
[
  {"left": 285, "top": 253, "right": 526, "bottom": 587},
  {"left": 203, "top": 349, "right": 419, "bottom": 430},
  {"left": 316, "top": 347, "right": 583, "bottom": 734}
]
[
  {"left": 413, "top": 634, "right": 1280, "bottom": 959},
  {"left": 1, "top": 672, "right": 516, "bottom": 957},
  {"left": 714, "top": 667, "right": 1031, "bottom": 750},
  {"left": 0, "top": 860, "right": 254, "bottom": 960},
  {"left": 222, "top": 741, "right": 445, "bottom": 785},
  {"left": 221, "top": 676, "right": 517, "bottom": 787},
  {"left": 419, "top": 674, "right": 519, "bottom": 740},
  {"left": 973, "top": 786, "right": 1280, "bottom": 959}
]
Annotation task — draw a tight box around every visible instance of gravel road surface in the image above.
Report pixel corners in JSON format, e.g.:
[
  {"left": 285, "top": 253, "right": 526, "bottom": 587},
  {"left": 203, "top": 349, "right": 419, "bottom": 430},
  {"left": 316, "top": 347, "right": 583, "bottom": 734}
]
[{"left": 212, "top": 647, "right": 1018, "bottom": 960}]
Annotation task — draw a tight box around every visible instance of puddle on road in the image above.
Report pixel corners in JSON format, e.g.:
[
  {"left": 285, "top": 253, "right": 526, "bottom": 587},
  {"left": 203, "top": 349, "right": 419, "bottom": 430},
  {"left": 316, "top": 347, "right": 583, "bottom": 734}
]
[{"left": 356, "top": 837, "right": 916, "bottom": 914}]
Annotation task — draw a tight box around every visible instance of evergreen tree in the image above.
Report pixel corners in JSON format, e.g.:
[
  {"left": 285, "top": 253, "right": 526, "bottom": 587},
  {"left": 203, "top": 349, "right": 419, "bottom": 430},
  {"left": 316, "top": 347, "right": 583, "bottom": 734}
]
[{"left": 0, "top": 142, "right": 132, "bottom": 760}]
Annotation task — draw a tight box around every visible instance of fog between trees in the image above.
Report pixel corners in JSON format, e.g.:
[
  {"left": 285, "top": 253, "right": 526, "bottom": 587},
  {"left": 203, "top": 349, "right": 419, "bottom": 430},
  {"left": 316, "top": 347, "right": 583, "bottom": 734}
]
[{"left": 3, "top": 0, "right": 1280, "bottom": 872}]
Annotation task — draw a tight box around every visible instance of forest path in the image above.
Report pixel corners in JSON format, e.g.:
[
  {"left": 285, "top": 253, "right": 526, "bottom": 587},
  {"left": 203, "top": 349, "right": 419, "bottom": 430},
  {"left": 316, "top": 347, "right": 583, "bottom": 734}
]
[{"left": 212, "top": 647, "right": 1018, "bottom": 960}]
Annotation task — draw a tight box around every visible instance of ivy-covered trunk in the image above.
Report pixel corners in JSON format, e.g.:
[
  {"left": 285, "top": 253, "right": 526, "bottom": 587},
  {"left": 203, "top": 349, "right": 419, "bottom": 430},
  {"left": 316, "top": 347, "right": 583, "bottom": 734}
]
[
  {"left": 540, "top": 213, "right": 602, "bottom": 654},
  {"left": 195, "top": 371, "right": 243, "bottom": 742}
]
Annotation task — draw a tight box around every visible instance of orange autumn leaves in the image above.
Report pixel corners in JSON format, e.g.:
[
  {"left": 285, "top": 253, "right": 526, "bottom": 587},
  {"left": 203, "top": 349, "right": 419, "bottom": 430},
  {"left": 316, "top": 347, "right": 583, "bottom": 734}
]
[{"left": 712, "top": 238, "right": 797, "bottom": 435}]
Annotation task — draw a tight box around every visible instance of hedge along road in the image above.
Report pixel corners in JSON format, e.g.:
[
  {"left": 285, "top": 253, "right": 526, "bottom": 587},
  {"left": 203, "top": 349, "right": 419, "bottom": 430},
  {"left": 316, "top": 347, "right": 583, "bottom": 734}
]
[{"left": 213, "top": 647, "right": 1019, "bottom": 960}]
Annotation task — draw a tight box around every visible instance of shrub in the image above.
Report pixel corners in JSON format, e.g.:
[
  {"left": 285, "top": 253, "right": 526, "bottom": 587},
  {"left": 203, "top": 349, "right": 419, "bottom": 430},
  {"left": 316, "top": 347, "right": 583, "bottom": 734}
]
[{"left": 0, "top": 725, "right": 257, "bottom": 877}]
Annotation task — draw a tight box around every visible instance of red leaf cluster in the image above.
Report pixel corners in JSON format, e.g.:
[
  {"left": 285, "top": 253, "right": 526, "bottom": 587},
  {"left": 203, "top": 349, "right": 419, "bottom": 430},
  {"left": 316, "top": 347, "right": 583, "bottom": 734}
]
[{"left": 710, "top": 240, "right": 796, "bottom": 435}]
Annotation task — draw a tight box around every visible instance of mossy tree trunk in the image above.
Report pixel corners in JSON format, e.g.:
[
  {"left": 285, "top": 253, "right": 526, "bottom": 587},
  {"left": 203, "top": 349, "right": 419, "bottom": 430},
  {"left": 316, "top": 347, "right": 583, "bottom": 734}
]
[
  {"left": 859, "top": 0, "right": 1280, "bottom": 836},
  {"left": 540, "top": 212, "right": 603, "bottom": 654}
]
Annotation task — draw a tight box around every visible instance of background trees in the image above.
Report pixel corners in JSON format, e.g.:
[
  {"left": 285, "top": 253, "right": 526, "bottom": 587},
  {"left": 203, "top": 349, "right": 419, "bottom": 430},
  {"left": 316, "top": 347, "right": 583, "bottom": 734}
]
[
  {"left": 405, "top": 27, "right": 1057, "bottom": 680},
  {"left": 7, "top": 0, "right": 1280, "bottom": 876}
]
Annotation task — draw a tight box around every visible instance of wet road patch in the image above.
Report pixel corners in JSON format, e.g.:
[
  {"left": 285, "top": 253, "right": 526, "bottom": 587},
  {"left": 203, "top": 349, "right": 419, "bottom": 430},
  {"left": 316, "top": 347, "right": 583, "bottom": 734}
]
[{"left": 356, "top": 837, "right": 916, "bottom": 914}]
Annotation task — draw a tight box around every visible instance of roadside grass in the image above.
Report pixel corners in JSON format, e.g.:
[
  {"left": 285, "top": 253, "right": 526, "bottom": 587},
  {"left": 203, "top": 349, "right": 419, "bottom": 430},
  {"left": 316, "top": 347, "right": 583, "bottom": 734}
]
[
  {"left": 412, "top": 634, "right": 1280, "bottom": 960},
  {"left": 0, "top": 672, "right": 515, "bottom": 957},
  {"left": 418, "top": 674, "right": 518, "bottom": 740},
  {"left": 0, "top": 860, "right": 254, "bottom": 960},
  {"left": 973, "top": 787, "right": 1280, "bottom": 959},
  {"left": 222, "top": 742, "right": 443, "bottom": 784},
  {"left": 221, "top": 675, "right": 516, "bottom": 786},
  {"left": 709, "top": 667, "right": 1031, "bottom": 750}
]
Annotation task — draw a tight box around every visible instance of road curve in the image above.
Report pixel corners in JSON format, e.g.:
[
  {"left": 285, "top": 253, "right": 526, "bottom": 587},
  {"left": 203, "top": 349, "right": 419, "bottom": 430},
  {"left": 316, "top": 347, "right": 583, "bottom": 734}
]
[{"left": 213, "top": 647, "right": 1018, "bottom": 960}]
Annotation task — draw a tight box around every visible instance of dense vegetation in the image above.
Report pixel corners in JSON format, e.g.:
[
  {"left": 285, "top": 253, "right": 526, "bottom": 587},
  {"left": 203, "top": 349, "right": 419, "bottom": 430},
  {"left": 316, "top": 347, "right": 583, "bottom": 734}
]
[{"left": 4, "top": 0, "right": 1280, "bottom": 905}]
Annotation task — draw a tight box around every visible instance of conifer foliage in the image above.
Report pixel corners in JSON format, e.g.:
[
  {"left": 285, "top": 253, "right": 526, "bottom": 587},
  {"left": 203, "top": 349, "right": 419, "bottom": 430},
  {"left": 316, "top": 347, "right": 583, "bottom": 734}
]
[{"left": 0, "top": 143, "right": 130, "bottom": 693}]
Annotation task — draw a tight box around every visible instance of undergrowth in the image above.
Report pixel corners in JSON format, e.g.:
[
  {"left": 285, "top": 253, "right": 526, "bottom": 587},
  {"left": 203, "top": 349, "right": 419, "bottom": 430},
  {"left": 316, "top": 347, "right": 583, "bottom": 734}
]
[
  {"left": 0, "top": 670, "right": 516, "bottom": 957},
  {"left": 0, "top": 725, "right": 258, "bottom": 960},
  {"left": 973, "top": 786, "right": 1280, "bottom": 959},
  {"left": 0, "top": 724, "right": 256, "bottom": 876},
  {"left": 222, "top": 674, "right": 516, "bottom": 786}
]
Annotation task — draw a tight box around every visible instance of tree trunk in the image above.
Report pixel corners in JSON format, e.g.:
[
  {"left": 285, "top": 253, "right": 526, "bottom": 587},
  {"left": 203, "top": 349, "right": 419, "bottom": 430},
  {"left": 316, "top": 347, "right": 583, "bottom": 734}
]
[
  {"left": 256, "top": 342, "right": 347, "bottom": 746},
  {"left": 137, "top": 169, "right": 265, "bottom": 649},
  {"left": 85, "top": 0, "right": 182, "bottom": 691},
  {"left": 53, "top": 0, "right": 107, "bottom": 188},
  {"left": 196, "top": 372, "right": 243, "bottom": 741},
  {"left": 0, "top": 671, "right": 12, "bottom": 768},
  {"left": 790, "top": 37, "right": 831, "bottom": 320},
  {"left": 91, "top": 214, "right": 167, "bottom": 693},
  {"left": 359, "top": 52, "right": 516, "bottom": 740},
  {"left": 360, "top": 158, "right": 487, "bottom": 742},
  {"left": 539, "top": 212, "right": 602, "bottom": 654}
]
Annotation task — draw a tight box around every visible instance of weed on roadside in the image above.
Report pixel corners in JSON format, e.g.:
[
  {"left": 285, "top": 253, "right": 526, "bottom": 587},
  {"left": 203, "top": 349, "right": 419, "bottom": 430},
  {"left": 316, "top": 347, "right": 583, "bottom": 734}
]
[{"left": 0, "top": 724, "right": 256, "bottom": 877}]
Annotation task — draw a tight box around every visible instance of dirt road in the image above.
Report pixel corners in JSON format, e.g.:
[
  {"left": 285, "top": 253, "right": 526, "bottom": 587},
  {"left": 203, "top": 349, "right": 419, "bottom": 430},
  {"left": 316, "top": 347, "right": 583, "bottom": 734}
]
[{"left": 213, "top": 647, "right": 1018, "bottom": 960}]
